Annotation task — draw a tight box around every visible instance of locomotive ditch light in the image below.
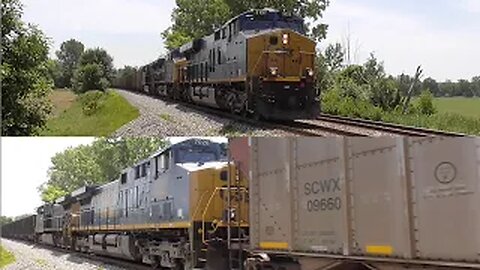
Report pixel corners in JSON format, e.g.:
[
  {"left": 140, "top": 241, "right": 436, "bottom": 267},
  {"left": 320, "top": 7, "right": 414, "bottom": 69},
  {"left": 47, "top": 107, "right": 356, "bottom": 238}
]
[
  {"left": 269, "top": 67, "right": 279, "bottom": 76},
  {"left": 282, "top": 33, "right": 289, "bottom": 45},
  {"left": 306, "top": 68, "right": 314, "bottom": 77}
]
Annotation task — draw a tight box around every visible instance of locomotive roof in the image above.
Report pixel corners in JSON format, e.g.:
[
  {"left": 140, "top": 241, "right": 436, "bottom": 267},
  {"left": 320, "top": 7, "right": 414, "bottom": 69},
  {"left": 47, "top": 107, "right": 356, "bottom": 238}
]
[
  {"left": 126, "top": 138, "right": 224, "bottom": 169},
  {"left": 221, "top": 8, "right": 301, "bottom": 30}
]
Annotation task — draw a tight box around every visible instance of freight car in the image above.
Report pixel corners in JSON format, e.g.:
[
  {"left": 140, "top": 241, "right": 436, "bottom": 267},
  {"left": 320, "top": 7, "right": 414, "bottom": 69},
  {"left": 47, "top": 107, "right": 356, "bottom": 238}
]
[
  {"left": 242, "top": 137, "right": 480, "bottom": 270},
  {"left": 114, "top": 8, "right": 320, "bottom": 120},
  {"left": 1, "top": 215, "right": 36, "bottom": 241}
]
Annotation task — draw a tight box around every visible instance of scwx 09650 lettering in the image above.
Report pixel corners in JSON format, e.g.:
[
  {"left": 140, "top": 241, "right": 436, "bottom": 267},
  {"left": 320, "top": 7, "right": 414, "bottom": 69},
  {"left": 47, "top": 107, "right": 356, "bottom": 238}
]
[{"left": 304, "top": 178, "right": 342, "bottom": 212}]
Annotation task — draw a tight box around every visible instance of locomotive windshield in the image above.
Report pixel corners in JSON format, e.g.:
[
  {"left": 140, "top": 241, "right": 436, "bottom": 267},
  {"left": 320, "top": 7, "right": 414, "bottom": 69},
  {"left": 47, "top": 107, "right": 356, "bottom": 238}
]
[
  {"left": 239, "top": 10, "right": 306, "bottom": 35},
  {"left": 174, "top": 144, "right": 225, "bottom": 163}
]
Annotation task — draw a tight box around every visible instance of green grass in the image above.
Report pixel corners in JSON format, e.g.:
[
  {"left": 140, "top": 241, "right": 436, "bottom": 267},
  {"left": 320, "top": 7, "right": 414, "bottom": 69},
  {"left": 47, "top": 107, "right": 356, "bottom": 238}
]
[
  {"left": 322, "top": 90, "right": 480, "bottom": 135},
  {"left": 48, "top": 88, "right": 77, "bottom": 117},
  {"left": 432, "top": 97, "right": 480, "bottom": 118},
  {"left": 159, "top": 113, "right": 175, "bottom": 123},
  {"left": 41, "top": 90, "right": 139, "bottom": 136},
  {"left": 0, "top": 245, "right": 15, "bottom": 268}
]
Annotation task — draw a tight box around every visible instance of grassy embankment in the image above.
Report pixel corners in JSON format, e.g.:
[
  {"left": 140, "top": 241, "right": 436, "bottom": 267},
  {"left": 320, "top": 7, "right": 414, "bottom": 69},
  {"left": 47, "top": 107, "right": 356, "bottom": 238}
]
[
  {"left": 322, "top": 92, "right": 480, "bottom": 135},
  {"left": 0, "top": 245, "right": 15, "bottom": 268},
  {"left": 41, "top": 89, "right": 139, "bottom": 136}
]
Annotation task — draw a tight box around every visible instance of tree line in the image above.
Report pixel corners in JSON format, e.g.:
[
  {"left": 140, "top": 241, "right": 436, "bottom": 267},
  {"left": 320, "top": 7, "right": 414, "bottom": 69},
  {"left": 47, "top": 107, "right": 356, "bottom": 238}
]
[
  {"left": 48, "top": 39, "right": 115, "bottom": 94},
  {"left": 39, "top": 138, "right": 168, "bottom": 202},
  {"left": 1, "top": 0, "right": 116, "bottom": 136}
]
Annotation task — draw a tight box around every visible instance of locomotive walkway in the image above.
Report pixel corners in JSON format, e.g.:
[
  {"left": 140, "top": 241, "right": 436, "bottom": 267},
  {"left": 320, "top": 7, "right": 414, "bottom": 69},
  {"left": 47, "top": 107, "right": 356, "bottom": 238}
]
[
  {"left": 0, "top": 238, "right": 129, "bottom": 270},
  {"left": 113, "top": 89, "right": 289, "bottom": 136}
]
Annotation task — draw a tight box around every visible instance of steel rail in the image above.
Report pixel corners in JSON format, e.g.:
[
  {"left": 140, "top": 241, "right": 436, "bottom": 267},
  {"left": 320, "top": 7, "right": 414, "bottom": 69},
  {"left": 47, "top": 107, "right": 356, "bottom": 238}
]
[{"left": 318, "top": 113, "right": 467, "bottom": 137}]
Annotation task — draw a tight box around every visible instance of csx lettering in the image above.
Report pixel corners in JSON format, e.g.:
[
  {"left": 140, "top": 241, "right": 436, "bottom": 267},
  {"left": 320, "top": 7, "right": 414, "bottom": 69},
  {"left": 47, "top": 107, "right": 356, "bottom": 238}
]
[
  {"left": 304, "top": 178, "right": 341, "bottom": 195},
  {"left": 307, "top": 197, "right": 341, "bottom": 212}
]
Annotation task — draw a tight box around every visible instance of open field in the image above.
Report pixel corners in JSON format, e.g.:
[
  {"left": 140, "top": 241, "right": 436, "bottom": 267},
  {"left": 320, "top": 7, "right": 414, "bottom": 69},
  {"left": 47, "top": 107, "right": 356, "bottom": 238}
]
[
  {"left": 41, "top": 90, "right": 139, "bottom": 136},
  {"left": 0, "top": 244, "right": 15, "bottom": 268},
  {"left": 433, "top": 97, "right": 480, "bottom": 118}
]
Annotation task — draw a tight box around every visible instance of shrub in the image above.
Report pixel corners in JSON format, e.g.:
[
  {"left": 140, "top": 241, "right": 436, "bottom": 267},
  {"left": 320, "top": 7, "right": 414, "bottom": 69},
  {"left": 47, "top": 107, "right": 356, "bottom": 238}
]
[
  {"left": 72, "top": 63, "right": 110, "bottom": 93},
  {"left": 79, "top": 90, "right": 105, "bottom": 115},
  {"left": 416, "top": 89, "right": 437, "bottom": 115}
]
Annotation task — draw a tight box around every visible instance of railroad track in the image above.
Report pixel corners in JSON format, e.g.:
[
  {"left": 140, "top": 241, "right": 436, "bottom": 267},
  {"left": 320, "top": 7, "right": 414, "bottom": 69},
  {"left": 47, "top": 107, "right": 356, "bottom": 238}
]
[
  {"left": 121, "top": 89, "right": 467, "bottom": 137},
  {"left": 317, "top": 114, "right": 466, "bottom": 137}
]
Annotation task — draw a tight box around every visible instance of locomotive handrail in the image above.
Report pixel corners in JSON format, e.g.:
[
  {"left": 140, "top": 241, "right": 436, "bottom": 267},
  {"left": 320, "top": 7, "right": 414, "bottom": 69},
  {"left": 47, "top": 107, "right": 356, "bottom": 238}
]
[
  {"left": 201, "top": 186, "right": 249, "bottom": 244},
  {"left": 192, "top": 190, "right": 210, "bottom": 220}
]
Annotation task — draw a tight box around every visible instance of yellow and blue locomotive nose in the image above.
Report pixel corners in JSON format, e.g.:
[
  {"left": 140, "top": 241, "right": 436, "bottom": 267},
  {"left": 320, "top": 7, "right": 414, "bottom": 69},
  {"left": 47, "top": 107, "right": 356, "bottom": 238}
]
[
  {"left": 247, "top": 29, "right": 316, "bottom": 81},
  {"left": 247, "top": 29, "right": 319, "bottom": 120}
]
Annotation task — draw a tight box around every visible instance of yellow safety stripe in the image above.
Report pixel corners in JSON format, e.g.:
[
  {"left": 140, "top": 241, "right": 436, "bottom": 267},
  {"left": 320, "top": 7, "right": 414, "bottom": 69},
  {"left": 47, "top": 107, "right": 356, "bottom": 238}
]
[
  {"left": 259, "top": 241, "right": 289, "bottom": 250},
  {"left": 366, "top": 245, "right": 393, "bottom": 255}
]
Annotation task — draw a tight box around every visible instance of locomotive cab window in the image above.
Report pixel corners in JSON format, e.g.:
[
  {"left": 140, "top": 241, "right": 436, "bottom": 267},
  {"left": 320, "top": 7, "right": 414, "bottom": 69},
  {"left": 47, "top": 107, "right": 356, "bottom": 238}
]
[
  {"left": 160, "top": 151, "right": 170, "bottom": 171},
  {"left": 134, "top": 166, "right": 140, "bottom": 179},
  {"left": 141, "top": 162, "right": 147, "bottom": 177},
  {"left": 221, "top": 27, "right": 227, "bottom": 39},
  {"left": 217, "top": 48, "right": 222, "bottom": 65},
  {"left": 220, "top": 170, "right": 228, "bottom": 181},
  {"left": 154, "top": 155, "right": 160, "bottom": 178},
  {"left": 121, "top": 173, "right": 127, "bottom": 184},
  {"left": 214, "top": 30, "right": 221, "bottom": 40},
  {"left": 270, "top": 36, "right": 278, "bottom": 45}
]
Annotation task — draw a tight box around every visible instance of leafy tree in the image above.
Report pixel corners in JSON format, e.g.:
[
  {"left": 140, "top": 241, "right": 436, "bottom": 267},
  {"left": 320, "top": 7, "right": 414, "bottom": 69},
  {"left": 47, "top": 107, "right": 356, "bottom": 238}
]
[
  {"left": 163, "top": 0, "right": 330, "bottom": 50},
  {"left": 1, "top": 0, "right": 53, "bottom": 135},
  {"left": 72, "top": 63, "right": 110, "bottom": 93},
  {"left": 72, "top": 48, "right": 114, "bottom": 93},
  {"left": 223, "top": 0, "right": 330, "bottom": 42},
  {"left": 472, "top": 76, "right": 480, "bottom": 97},
  {"left": 457, "top": 79, "right": 473, "bottom": 97},
  {"left": 56, "top": 39, "right": 84, "bottom": 87},
  {"left": 416, "top": 89, "right": 436, "bottom": 115},
  {"left": 0, "top": 216, "right": 13, "bottom": 226},
  {"left": 324, "top": 43, "right": 344, "bottom": 71},
  {"left": 162, "top": 0, "right": 231, "bottom": 50},
  {"left": 46, "top": 59, "right": 63, "bottom": 87},
  {"left": 39, "top": 138, "right": 168, "bottom": 202},
  {"left": 422, "top": 77, "right": 440, "bottom": 97}
]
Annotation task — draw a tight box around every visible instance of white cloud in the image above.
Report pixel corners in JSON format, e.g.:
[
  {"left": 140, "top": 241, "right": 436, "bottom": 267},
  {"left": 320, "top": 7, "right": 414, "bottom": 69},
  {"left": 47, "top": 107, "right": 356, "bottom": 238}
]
[{"left": 322, "top": 1, "right": 480, "bottom": 81}]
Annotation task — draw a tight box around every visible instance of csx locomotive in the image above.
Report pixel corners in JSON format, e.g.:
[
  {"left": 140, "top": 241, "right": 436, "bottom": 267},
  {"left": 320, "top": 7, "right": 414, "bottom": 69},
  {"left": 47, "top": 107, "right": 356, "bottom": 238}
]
[
  {"left": 2, "top": 139, "right": 249, "bottom": 269},
  {"left": 4, "top": 137, "right": 480, "bottom": 270},
  {"left": 114, "top": 8, "right": 320, "bottom": 120}
]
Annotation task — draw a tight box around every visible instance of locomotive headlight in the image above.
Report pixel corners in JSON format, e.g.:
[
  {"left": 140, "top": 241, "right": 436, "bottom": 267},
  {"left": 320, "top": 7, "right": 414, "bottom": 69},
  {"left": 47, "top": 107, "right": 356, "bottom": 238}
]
[
  {"left": 282, "top": 33, "right": 289, "bottom": 45},
  {"left": 269, "top": 67, "right": 279, "bottom": 76},
  {"left": 306, "top": 68, "right": 314, "bottom": 77}
]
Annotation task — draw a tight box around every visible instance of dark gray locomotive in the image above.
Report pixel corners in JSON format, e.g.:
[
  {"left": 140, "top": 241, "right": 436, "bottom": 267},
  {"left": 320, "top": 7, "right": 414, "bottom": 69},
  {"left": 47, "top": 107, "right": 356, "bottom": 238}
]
[{"left": 114, "top": 9, "right": 320, "bottom": 120}]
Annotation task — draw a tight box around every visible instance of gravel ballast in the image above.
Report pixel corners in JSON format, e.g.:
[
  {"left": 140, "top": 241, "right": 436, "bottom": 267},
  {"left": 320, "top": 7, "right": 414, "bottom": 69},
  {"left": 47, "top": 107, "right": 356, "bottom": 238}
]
[
  {"left": 113, "top": 89, "right": 292, "bottom": 137},
  {"left": 0, "top": 238, "right": 129, "bottom": 270}
]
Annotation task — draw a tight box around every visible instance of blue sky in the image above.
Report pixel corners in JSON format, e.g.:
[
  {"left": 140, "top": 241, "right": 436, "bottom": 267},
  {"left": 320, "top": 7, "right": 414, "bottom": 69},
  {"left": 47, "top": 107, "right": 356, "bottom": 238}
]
[{"left": 22, "top": 0, "right": 479, "bottom": 81}]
